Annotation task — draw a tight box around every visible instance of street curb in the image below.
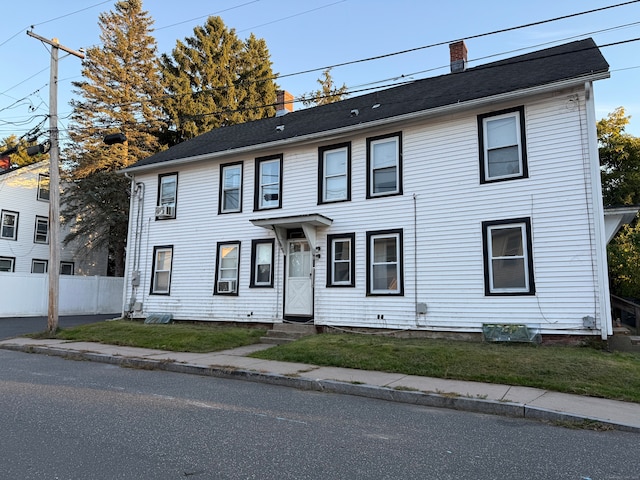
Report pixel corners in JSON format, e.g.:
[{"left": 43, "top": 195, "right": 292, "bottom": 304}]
[{"left": 3, "top": 343, "right": 639, "bottom": 434}]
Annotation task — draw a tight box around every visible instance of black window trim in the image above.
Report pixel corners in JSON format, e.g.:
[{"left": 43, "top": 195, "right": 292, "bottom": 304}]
[
  {"left": 254, "top": 154, "right": 283, "bottom": 211},
  {"left": 318, "top": 142, "right": 352, "bottom": 205},
  {"left": 366, "top": 131, "right": 403, "bottom": 199},
  {"left": 365, "top": 228, "right": 404, "bottom": 296},
  {"left": 326, "top": 232, "right": 356, "bottom": 287},
  {"left": 150, "top": 245, "right": 173, "bottom": 295},
  {"left": 155, "top": 172, "right": 178, "bottom": 220},
  {"left": 0, "top": 209, "right": 19, "bottom": 241},
  {"left": 250, "top": 238, "right": 275, "bottom": 288},
  {"left": 0, "top": 255, "right": 16, "bottom": 272},
  {"left": 219, "top": 161, "right": 244, "bottom": 214},
  {"left": 214, "top": 240, "right": 241, "bottom": 296},
  {"left": 478, "top": 106, "right": 528, "bottom": 184},
  {"left": 481, "top": 217, "right": 535, "bottom": 296}
]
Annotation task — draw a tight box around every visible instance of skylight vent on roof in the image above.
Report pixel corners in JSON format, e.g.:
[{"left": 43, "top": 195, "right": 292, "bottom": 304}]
[
  {"left": 275, "top": 125, "right": 285, "bottom": 132},
  {"left": 372, "top": 103, "right": 380, "bottom": 109},
  {"left": 350, "top": 109, "right": 359, "bottom": 117}
]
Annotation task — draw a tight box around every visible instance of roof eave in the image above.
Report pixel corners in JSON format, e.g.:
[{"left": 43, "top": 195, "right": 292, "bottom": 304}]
[{"left": 122, "top": 70, "right": 610, "bottom": 175}]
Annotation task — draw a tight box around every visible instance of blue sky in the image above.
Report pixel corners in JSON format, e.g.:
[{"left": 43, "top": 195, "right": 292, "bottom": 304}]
[{"left": 1, "top": 0, "right": 639, "bottom": 147}]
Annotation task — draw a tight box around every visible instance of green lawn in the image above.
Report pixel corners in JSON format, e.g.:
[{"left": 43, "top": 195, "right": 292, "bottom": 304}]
[{"left": 38, "top": 321, "right": 640, "bottom": 403}]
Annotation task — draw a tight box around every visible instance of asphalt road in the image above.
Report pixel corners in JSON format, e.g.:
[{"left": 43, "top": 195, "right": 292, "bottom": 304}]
[
  {"left": 1, "top": 350, "right": 639, "bottom": 480},
  {"left": 0, "top": 313, "right": 116, "bottom": 339}
]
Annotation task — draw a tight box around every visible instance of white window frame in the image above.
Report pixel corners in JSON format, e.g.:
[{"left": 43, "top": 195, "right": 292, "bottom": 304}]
[
  {"left": 319, "top": 144, "right": 350, "bottom": 203},
  {"left": 250, "top": 239, "right": 274, "bottom": 288},
  {"left": 479, "top": 107, "right": 527, "bottom": 183},
  {"left": 34, "top": 216, "right": 49, "bottom": 244},
  {"left": 220, "top": 163, "right": 242, "bottom": 213},
  {"left": 483, "top": 218, "right": 534, "bottom": 295},
  {"left": 215, "top": 242, "right": 240, "bottom": 295},
  {"left": 31, "top": 259, "right": 48, "bottom": 274},
  {"left": 367, "top": 133, "right": 402, "bottom": 198},
  {"left": 0, "top": 256, "right": 15, "bottom": 272},
  {"left": 255, "top": 156, "right": 282, "bottom": 210},
  {"left": 37, "top": 174, "right": 50, "bottom": 201},
  {"left": 367, "top": 229, "right": 403, "bottom": 295},
  {"left": 151, "top": 246, "right": 173, "bottom": 295},
  {"left": 1, "top": 210, "right": 18, "bottom": 240},
  {"left": 327, "top": 233, "right": 355, "bottom": 287}
]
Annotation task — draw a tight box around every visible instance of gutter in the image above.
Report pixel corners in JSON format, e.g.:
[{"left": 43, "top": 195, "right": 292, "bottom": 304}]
[{"left": 123, "top": 71, "right": 610, "bottom": 175}]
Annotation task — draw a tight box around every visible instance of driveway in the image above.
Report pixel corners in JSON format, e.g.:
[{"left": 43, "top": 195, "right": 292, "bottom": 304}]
[{"left": 0, "top": 314, "right": 118, "bottom": 340}]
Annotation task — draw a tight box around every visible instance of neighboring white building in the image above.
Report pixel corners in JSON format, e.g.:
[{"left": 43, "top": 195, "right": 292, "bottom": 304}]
[
  {"left": 122, "top": 39, "right": 618, "bottom": 340},
  {"left": 0, "top": 161, "right": 107, "bottom": 276}
]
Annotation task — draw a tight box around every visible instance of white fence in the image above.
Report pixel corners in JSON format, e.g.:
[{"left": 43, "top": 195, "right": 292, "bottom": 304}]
[{"left": 0, "top": 274, "right": 123, "bottom": 317}]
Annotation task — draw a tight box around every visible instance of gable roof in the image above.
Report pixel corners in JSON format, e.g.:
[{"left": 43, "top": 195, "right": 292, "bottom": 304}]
[{"left": 127, "top": 38, "right": 609, "bottom": 172}]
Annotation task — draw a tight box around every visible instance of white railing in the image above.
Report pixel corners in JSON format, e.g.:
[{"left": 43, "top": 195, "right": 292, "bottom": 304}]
[{"left": 0, "top": 274, "right": 123, "bottom": 317}]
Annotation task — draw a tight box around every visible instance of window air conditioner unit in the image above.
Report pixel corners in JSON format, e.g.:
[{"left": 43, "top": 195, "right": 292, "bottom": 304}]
[
  {"left": 155, "top": 205, "right": 174, "bottom": 218},
  {"left": 217, "top": 280, "right": 236, "bottom": 293}
]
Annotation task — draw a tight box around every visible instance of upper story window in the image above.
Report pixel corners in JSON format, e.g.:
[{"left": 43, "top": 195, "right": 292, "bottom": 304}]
[
  {"left": 367, "top": 132, "right": 402, "bottom": 198},
  {"left": 255, "top": 155, "right": 282, "bottom": 210},
  {"left": 478, "top": 106, "right": 527, "bottom": 183},
  {"left": 482, "top": 218, "right": 535, "bottom": 295},
  {"left": 1, "top": 210, "right": 18, "bottom": 240},
  {"left": 0, "top": 256, "right": 15, "bottom": 272},
  {"left": 34, "top": 216, "right": 49, "bottom": 244},
  {"left": 151, "top": 246, "right": 173, "bottom": 295},
  {"left": 37, "top": 174, "right": 50, "bottom": 201},
  {"left": 250, "top": 239, "right": 274, "bottom": 288},
  {"left": 366, "top": 229, "right": 403, "bottom": 295},
  {"left": 319, "top": 143, "right": 351, "bottom": 204},
  {"left": 215, "top": 242, "right": 240, "bottom": 295},
  {"left": 219, "top": 162, "right": 243, "bottom": 214},
  {"left": 156, "top": 173, "right": 177, "bottom": 219},
  {"left": 327, "top": 233, "right": 355, "bottom": 287}
]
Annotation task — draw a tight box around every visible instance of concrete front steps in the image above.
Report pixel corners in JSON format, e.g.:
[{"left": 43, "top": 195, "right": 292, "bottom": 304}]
[
  {"left": 609, "top": 326, "right": 640, "bottom": 353},
  {"left": 261, "top": 323, "right": 317, "bottom": 345}
]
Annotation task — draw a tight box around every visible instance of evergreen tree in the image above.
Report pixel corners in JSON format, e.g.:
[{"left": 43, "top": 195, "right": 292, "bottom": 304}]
[
  {"left": 63, "top": 0, "right": 164, "bottom": 276},
  {"left": 160, "top": 16, "right": 277, "bottom": 145},
  {"left": 300, "top": 68, "right": 348, "bottom": 107}
]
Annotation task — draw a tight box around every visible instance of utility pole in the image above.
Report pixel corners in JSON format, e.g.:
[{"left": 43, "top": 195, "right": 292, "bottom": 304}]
[{"left": 27, "top": 30, "right": 84, "bottom": 333}]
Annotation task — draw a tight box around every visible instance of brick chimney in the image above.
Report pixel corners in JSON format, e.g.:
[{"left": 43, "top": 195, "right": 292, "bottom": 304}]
[
  {"left": 276, "top": 90, "right": 294, "bottom": 116},
  {"left": 0, "top": 155, "right": 10, "bottom": 172},
  {"left": 449, "top": 41, "right": 468, "bottom": 73}
]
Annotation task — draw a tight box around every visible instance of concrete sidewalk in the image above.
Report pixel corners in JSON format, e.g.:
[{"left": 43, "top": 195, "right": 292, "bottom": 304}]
[{"left": 2, "top": 337, "right": 639, "bottom": 433}]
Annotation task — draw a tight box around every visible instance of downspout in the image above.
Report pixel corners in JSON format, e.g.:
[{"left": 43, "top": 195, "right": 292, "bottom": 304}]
[
  {"left": 122, "top": 173, "right": 144, "bottom": 318},
  {"left": 584, "top": 81, "right": 612, "bottom": 339},
  {"left": 413, "top": 193, "right": 420, "bottom": 327}
]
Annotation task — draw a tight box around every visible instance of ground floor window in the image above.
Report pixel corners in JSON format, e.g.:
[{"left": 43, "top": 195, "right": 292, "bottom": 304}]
[
  {"left": 250, "top": 239, "right": 274, "bottom": 287},
  {"left": 151, "top": 246, "right": 173, "bottom": 294},
  {"left": 327, "top": 233, "right": 355, "bottom": 287},
  {"left": 31, "top": 259, "right": 48, "bottom": 274},
  {"left": 215, "top": 242, "right": 240, "bottom": 294},
  {"left": 60, "top": 262, "right": 75, "bottom": 275},
  {"left": 482, "top": 218, "right": 535, "bottom": 295},
  {"left": 366, "top": 229, "right": 403, "bottom": 295},
  {"left": 0, "top": 256, "right": 15, "bottom": 272}
]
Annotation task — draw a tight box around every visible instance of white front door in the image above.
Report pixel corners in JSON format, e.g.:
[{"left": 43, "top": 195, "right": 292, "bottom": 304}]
[{"left": 285, "top": 239, "right": 313, "bottom": 317}]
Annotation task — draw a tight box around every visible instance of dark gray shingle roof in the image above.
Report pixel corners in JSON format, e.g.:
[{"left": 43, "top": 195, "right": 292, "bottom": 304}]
[{"left": 129, "top": 38, "right": 608, "bottom": 170}]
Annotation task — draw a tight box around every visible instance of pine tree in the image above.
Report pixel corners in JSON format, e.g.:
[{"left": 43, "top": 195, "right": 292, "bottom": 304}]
[
  {"left": 300, "top": 68, "right": 348, "bottom": 107},
  {"left": 160, "top": 16, "right": 277, "bottom": 145},
  {"left": 63, "top": 0, "right": 164, "bottom": 276}
]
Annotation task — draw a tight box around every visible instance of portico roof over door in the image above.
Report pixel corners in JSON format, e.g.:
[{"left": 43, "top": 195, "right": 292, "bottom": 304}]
[{"left": 250, "top": 213, "right": 333, "bottom": 251}]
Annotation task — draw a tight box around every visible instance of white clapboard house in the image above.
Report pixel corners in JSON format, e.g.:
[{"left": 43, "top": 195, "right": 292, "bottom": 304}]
[
  {"left": 0, "top": 160, "right": 107, "bottom": 276},
  {"left": 122, "top": 38, "right": 624, "bottom": 340}
]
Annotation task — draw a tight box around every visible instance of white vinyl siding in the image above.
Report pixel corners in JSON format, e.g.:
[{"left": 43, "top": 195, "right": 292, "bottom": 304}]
[{"left": 123, "top": 89, "right": 608, "bottom": 335}]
